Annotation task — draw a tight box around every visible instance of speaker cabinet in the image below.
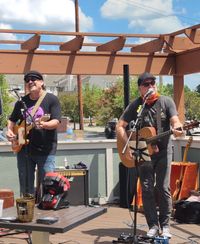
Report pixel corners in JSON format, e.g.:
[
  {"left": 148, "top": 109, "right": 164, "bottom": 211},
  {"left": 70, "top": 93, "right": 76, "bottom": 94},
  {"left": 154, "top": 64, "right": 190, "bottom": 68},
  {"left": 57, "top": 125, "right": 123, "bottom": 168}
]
[{"left": 55, "top": 168, "right": 89, "bottom": 206}]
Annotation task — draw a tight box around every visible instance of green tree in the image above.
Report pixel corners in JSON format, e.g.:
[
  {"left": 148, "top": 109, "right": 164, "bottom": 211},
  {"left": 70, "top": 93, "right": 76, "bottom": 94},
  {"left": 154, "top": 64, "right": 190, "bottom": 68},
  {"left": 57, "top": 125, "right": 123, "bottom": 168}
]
[
  {"left": 0, "top": 74, "right": 15, "bottom": 129},
  {"left": 158, "top": 83, "right": 173, "bottom": 97},
  {"left": 185, "top": 89, "right": 200, "bottom": 120},
  {"left": 59, "top": 79, "right": 200, "bottom": 128},
  {"left": 82, "top": 83, "right": 102, "bottom": 125},
  {"left": 58, "top": 92, "right": 79, "bottom": 129},
  {"left": 96, "top": 77, "right": 139, "bottom": 125}
]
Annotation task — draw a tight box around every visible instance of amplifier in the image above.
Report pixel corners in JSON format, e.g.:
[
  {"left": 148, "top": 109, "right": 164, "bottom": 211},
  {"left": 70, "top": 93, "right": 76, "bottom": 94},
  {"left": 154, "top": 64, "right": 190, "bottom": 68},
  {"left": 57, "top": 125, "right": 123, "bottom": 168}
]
[{"left": 54, "top": 168, "right": 89, "bottom": 206}]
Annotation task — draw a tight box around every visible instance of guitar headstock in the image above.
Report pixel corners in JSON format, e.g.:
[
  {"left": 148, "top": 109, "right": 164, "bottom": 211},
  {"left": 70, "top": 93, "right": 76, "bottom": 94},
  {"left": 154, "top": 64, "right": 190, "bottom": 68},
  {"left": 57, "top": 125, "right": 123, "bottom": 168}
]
[
  {"left": 183, "top": 120, "right": 199, "bottom": 131},
  {"left": 186, "top": 136, "right": 193, "bottom": 148}
]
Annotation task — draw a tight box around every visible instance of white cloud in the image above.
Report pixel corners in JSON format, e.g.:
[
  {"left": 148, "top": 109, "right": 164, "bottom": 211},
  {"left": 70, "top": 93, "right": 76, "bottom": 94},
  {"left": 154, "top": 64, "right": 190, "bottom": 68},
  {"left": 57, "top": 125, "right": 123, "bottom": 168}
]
[
  {"left": 0, "top": 23, "right": 16, "bottom": 40},
  {"left": 100, "top": 0, "right": 185, "bottom": 33},
  {"left": 0, "top": 0, "right": 93, "bottom": 31},
  {"left": 129, "top": 16, "right": 184, "bottom": 34}
]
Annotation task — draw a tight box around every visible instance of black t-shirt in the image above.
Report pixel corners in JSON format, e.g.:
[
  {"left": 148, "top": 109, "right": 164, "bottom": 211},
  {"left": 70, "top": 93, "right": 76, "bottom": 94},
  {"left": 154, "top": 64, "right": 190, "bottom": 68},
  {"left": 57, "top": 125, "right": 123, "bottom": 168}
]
[
  {"left": 120, "top": 95, "right": 178, "bottom": 152},
  {"left": 9, "top": 92, "right": 61, "bottom": 155}
]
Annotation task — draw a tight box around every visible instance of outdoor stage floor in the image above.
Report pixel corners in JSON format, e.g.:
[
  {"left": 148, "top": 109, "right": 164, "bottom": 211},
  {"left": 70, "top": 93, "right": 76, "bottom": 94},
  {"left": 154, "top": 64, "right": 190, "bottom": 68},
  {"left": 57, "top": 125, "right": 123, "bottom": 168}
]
[{"left": 0, "top": 204, "right": 199, "bottom": 244}]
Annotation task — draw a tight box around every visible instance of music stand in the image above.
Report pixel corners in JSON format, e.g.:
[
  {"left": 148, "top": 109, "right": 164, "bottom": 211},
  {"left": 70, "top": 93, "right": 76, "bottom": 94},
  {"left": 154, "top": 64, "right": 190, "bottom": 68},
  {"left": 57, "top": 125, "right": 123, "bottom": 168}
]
[{"left": 113, "top": 97, "right": 154, "bottom": 244}]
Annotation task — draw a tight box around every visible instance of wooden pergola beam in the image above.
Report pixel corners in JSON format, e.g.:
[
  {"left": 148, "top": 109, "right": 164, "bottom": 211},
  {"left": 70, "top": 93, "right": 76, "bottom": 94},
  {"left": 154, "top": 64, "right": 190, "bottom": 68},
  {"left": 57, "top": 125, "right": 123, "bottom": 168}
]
[
  {"left": 176, "top": 46, "right": 200, "bottom": 75},
  {"left": 131, "top": 38, "right": 164, "bottom": 53},
  {"left": 166, "top": 23, "right": 200, "bottom": 36},
  {"left": 0, "top": 50, "right": 175, "bottom": 75},
  {"left": 0, "top": 28, "right": 160, "bottom": 39},
  {"left": 164, "top": 36, "right": 200, "bottom": 51},
  {"left": 59, "top": 35, "right": 84, "bottom": 51},
  {"left": 1, "top": 24, "right": 200, "bottom": 125},
  {"left": 96, "top": 36, "right": 126, "bottom": 52},
  {"left": 173, "top": 75, "right": 185, "bottom": 123},
  {"left": 185, "top": 28, "right": 200, "bottom": 44},
  {"left": 21, "top": 34, "right": 40, "bottom": 51}
]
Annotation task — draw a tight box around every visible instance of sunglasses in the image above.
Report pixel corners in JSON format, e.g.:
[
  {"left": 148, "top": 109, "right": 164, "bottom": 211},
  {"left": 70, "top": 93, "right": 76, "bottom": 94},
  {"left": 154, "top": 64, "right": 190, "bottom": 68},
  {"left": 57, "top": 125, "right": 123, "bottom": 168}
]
[
  {"left": 141, "top": 80, "right": 156, "bottom": 87},
  {"left": 24, "top": 76, "right": 38, "bottom": 83}
]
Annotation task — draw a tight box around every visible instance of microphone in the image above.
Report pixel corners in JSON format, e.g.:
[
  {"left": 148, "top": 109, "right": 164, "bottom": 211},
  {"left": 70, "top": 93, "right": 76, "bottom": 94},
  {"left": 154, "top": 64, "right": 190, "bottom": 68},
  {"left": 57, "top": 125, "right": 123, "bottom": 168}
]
[
  {"left": 8, "top": 88, "right": 21, "bottom": 92},
  {"left": 143, "top": 88, "right": 155, "bottom": 99}
]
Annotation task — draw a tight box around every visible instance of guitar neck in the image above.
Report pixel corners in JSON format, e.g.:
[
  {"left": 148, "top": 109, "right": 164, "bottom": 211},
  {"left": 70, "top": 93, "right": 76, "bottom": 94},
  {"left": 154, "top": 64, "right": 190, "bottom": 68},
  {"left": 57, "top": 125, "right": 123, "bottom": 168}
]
[
  {"left": 146, "top": 129, "right": 172, "bottom": 144},
  {"left": 146, "top": 123, "right": 194, "bottom": 144}
]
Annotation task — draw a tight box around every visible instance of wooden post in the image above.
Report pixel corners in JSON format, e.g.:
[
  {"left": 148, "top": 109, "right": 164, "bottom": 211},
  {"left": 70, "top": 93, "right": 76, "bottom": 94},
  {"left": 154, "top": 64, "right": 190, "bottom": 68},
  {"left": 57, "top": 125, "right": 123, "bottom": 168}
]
[
  {"left": 75, "top": 0, "right": 84, "bottom": 130},
  {"left": 173, "top": 74, "right": 185, "bottom": 123}
]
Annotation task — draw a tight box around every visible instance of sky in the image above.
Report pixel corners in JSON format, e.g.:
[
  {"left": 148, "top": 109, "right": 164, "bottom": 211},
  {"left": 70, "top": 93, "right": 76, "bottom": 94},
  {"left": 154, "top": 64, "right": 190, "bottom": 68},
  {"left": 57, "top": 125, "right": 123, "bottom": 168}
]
[{"left": 0, "top": 0, "right": 199, "bottom": 90}]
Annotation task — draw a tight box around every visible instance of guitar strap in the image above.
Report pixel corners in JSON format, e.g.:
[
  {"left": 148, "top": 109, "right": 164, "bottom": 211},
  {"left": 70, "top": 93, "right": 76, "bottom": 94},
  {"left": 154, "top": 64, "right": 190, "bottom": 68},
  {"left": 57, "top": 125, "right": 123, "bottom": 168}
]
[
  {"left": 155, "top": 98, "right": 162, "bottom": 134},
  {"left": 30, "top": 91, "right": 47, "bottom": 117}
]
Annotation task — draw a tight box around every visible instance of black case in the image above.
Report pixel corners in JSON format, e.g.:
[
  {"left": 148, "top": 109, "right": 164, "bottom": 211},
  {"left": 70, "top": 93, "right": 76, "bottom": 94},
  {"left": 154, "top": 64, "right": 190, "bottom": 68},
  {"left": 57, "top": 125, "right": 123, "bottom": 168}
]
[{"left": 36, "top": 217, "right": 59, "bottom": 225}]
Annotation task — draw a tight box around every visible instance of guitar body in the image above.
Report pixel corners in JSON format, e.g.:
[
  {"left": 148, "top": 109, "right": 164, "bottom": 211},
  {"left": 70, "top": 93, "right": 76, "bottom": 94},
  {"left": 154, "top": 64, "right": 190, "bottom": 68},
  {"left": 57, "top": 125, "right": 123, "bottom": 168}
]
[
  {"left": 12, "top": 121, "right": 32, "bottom": 153},
  {"left": 117, "top": 121, "right": 199, "bottom": 169},
  {"left": 172, "top": 136, "right": 193, "bottom": 202},
  {"left": 117, "top": 127, "right": 156, "bottom": 168},
  {"left": 12, "top": 114, "right": 50, "bottom": 153}
]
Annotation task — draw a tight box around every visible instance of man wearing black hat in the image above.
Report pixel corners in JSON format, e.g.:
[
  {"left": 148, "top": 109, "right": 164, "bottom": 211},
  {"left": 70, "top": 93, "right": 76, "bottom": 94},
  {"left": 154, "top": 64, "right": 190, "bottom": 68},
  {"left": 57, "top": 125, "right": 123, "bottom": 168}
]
[
  {"left": 6, "top": 70, "right": 61, "bottom": 197},
  {"left": 116, "top": 72, "right": 184, "bottom": 239}
]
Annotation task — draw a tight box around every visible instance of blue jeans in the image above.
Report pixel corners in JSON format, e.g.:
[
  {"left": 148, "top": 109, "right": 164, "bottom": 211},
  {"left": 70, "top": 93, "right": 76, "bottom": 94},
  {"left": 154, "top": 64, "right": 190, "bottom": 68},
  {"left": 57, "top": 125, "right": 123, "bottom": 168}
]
[{"left": 17, "top": 147, "right": 55, "bottom": 195}]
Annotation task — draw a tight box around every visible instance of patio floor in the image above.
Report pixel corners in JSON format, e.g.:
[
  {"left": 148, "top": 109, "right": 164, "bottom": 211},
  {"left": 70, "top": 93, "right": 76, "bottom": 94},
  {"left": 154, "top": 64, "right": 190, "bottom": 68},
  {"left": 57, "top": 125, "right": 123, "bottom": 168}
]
[{"left": 0, "top": 204, "right": 199, "bottom": 244}]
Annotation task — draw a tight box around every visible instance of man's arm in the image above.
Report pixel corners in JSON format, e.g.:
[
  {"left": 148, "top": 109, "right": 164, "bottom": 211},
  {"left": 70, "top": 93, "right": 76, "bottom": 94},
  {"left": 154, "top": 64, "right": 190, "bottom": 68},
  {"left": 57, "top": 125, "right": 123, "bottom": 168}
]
[
  {"left": 116, "top": 119, "right": 134, "bottom": 162},
  {"left": 116, "top": 119, "right": 129, "bottom": 144},
  {"left": 35, "top": 118, "right": 60, "bottom": 130},
  {"left": 170, "top": 115, "right": 184, "bottom": 137},
  {"left": 6, "top": 120, "right": 16, "bottom": 141}
]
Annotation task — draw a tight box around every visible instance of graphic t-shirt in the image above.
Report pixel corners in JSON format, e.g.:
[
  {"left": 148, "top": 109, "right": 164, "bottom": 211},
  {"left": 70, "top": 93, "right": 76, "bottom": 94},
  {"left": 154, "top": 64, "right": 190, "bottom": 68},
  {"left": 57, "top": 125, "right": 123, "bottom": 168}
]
[
  {"left": 9, "top": 92, "right": 61, "bottom": 155},
  {"left": 120, "top": 95, "right": 178, "bottom": 153}
]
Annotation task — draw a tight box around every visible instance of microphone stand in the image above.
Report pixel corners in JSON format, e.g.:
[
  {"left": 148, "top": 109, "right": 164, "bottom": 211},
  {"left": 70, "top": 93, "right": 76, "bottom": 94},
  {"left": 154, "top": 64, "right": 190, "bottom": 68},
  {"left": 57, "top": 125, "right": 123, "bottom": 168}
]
[
  {"left": 113, "top": 96, "right": 154, "bottom": 244},
  {"left": 13, "top": 90, "right": 35, "bottom": 197}
]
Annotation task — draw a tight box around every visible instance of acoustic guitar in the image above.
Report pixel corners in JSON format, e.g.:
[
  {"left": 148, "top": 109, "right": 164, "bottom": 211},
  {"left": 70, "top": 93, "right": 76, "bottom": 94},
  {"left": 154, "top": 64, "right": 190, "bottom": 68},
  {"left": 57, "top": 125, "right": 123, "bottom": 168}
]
[
  {"left": 172, "top": 136, "right": 193, "bottom": 202},
  {"left": 12, "top": 114, "right": 50, "bottom": 153},
  {"left": 117, "top": 121, "right": 199, "bottom": 168}
]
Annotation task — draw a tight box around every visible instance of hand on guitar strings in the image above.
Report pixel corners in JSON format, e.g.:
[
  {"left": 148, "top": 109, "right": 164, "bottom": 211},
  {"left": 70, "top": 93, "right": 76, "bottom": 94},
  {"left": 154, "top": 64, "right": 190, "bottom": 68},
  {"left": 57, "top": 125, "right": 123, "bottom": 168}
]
[
  {"left": 6, "top": 128, "right": 17, "bottom": 142},
  {"left": 172, "top": 127, "right": 185, "bottom": 138},
  {"left": 34, "top": 114, "right": 50, "bottom": 129},
  {"left": 35, "top": 118, "right": 45, "bottom": 129}
]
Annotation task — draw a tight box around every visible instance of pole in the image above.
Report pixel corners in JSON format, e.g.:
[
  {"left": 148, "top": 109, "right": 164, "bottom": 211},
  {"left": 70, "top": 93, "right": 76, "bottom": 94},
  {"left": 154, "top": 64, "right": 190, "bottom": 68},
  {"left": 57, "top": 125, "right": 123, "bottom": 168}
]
[
  {"left": 75, "top": 0, "right": 84, "bottom": 130},
  {"left": 123, "top": 64, "right": 130, "bottom": 109}
]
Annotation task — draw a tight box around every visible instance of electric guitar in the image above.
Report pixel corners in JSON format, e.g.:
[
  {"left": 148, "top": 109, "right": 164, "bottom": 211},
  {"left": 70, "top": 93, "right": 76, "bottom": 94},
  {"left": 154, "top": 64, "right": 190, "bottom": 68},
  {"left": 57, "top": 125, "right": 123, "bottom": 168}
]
[
  {"left": 117, "top": 121, "right": 199, "bottom": 168},
  {"left": 12, "top": 114, "right": 50, "bottom": 153},
  {"left": 172, "top": 136, "right": 193, "bottom": 202}
]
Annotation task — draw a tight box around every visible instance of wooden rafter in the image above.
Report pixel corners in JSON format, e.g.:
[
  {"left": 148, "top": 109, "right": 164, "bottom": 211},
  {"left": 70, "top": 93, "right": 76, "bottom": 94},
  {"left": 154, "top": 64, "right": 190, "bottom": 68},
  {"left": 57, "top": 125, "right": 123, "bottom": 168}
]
[
  {"left": 185, "top": 28, "right": 200, "bottom": 44},
  {"left": 59, "top": 35, "right": 84, "bottom": 51},
  {"left": 0, "top": 24, "right": 200, "bottom": 125},
  {"left": 96, "top": 36, "right": 126, "bottom": 52},
  {"left": 131, "top": 37, "right": 164, "bottom": 53},
  {"left": 167, "top": 23, "right": 200, "bottom": 37},
  {"left": 0, "top": 50, "right": 175, "bottom": 75},
  {"left": 164, "top": 36, "right": 200, "bottom": 51},
  {"left": 0, "top": 23, "right": 199, "bottom": 75},
  {"left": 176, "top": 46, "right": 200, "bottom": 74},
  {"left": 21, "top": 34, "right": 40, "bottom": 51}
]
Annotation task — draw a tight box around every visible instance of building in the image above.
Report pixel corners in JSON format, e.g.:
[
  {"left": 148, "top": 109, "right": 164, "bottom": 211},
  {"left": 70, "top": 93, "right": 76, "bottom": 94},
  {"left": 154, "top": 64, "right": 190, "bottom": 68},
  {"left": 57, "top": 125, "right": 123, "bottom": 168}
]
[{"left": 5, "top": 74, "right": 119, "bottom": 96}]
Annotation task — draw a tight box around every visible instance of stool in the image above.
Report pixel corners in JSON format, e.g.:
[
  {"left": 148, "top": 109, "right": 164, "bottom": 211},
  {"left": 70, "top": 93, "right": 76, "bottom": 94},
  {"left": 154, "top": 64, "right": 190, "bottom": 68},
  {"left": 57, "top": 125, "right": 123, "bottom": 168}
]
[
  {"left": 131, "top": 179, "right": 143, "bottom": 210},
  {"left": 0, "top": 189, "right": 14, "bottom": 209}
]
